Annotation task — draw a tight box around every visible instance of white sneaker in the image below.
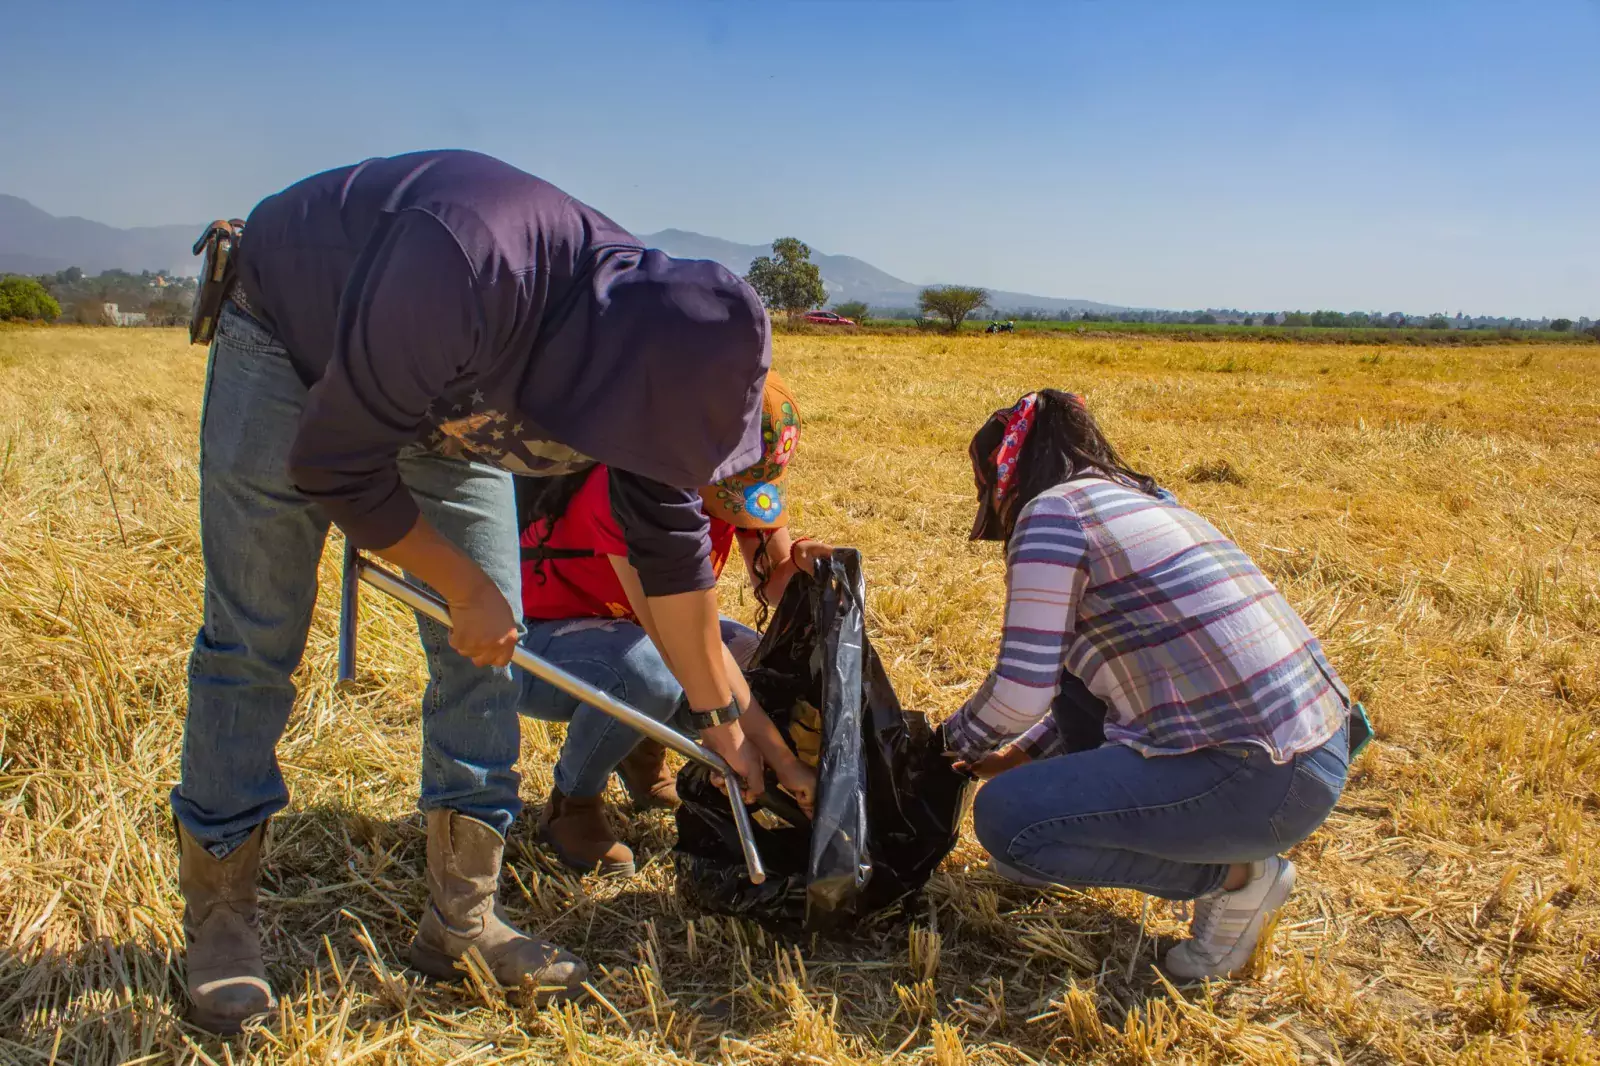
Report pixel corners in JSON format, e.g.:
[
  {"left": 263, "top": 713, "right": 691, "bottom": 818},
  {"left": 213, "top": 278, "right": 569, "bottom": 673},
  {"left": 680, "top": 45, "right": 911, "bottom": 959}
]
[{"left": 1163, "top": 857, "right": 1295, "bottom": 980}]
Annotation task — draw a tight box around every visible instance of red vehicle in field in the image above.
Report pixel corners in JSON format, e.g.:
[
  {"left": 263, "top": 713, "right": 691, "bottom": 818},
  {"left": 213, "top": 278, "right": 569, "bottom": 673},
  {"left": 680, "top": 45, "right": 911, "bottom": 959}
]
[{"left": 803, "top": 310, "right": 856, "bottom": 327}]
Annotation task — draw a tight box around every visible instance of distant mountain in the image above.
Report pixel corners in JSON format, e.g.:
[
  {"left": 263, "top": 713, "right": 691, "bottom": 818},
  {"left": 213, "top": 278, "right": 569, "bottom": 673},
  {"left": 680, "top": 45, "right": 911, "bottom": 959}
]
[
  {"left": 0, "top": 195, "right": 199, "bottom": 276},
  {"left": 640, "top": 229, "right": 1121, "bottom": 314},
  {"left": 0, "top": 194, "right": 1120, "bottom": 314},
  {"left": 639, "top": 229, "right": 927, "bottom": 308}
]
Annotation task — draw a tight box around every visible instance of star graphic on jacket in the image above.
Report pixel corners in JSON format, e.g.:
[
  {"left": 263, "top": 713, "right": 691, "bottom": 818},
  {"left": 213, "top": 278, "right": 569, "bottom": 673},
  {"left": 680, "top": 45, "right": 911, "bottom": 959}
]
[
  {"left": 511, "top": 422, "right": 525, "bottom": 434},
  {"left": 491, "top": 429, "right": 505, "bottom": 440},
  {"left": 471, "top": 390, "right": 485, "bottom": 405},
  {"left": 452, "top": 403, "right": 464, "bottom": 414}
]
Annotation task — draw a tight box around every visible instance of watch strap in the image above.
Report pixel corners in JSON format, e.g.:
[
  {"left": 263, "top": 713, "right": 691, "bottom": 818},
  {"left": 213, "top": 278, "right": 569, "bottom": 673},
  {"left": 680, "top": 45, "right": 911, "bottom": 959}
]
[{"left": 689, "top": 698, "right": 741, "bottom": 731}]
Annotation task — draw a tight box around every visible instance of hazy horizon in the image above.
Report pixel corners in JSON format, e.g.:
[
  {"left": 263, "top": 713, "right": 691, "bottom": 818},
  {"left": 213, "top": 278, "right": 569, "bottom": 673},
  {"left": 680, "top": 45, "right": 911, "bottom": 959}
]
[{"left": 1, "top": 0, "right": 1596, "bottom": 318}]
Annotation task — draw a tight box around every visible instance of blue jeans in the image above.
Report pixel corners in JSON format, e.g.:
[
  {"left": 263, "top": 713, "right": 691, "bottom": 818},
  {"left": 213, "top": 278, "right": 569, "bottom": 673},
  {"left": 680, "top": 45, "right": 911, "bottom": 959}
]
[
  {"left": 517, "top": 617, "right": 758, "bottom": 797},
  {"left": 974, "top": 722, "right": 1349, "bottom": 900},
  {"left": 171, "top": 305, "right": 524, "bottom": 857}
]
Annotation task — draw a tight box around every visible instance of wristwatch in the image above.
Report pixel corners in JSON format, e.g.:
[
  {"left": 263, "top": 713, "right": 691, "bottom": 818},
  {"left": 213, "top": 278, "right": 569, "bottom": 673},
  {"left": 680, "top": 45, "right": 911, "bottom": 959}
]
[{"left": 688, "top": 698, "right": 742, "bottom": 732}]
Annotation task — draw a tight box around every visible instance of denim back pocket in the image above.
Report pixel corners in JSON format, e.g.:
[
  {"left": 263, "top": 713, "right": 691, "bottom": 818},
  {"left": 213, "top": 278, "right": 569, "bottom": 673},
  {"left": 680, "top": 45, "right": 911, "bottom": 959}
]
[{"left": 1268, "top": 739, "right": 1347, "bottom": 848}]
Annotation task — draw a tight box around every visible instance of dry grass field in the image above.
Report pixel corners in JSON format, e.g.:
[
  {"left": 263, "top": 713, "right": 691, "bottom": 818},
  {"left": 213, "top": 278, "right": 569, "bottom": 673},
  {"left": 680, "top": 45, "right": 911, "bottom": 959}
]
[{"left": 2, "top": 325, "right": 1597, "bottom": 1065}]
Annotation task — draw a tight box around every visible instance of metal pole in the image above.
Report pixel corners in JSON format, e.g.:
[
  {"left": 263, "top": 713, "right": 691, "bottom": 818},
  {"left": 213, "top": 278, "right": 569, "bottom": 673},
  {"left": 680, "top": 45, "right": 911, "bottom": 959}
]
[
  {"left": 336, "top": 538, "right": 360, "bottom": 683},
  {"left": 344, "top": 551, "right": 767, "bottom": 885}
]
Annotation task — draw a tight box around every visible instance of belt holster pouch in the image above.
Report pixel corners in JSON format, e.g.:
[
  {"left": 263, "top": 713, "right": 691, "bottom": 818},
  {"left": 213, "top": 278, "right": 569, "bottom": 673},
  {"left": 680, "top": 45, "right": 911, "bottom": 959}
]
[{"left": 189, "top": 219, "right": 246, "bottom": 345}]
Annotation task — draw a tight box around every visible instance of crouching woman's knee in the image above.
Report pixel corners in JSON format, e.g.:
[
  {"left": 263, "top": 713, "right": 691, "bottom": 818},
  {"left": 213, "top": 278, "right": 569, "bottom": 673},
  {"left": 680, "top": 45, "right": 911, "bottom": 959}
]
[
  {"left": 972, "top": 769, "right": 1031, "bottom": 861},
  {"left": 628, "top": 665, "right": 686, "bottom": 724}
]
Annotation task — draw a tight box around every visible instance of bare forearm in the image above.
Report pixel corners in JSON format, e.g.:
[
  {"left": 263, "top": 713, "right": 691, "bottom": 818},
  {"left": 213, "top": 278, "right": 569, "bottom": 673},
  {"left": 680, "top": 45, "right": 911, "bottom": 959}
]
[
  {"left": 737, "top": 693, "right": 799, "bottom": 769},
  {"left": 607, "top": 554, "right": 760, "bottom": 794},
  {"left": 372, "top": 515, "right": 518, "bottom": 667},
  {"left": 372, "top": 516, "right": 488, "bottom": 599},
  {"left": 610, "top": 555, "right": 732, "bottom": 712},
  {"left": 721, "top": 643, "right": 754, "bottom": 711},
  {"left": 643, "top": 588, "right": 732, "bottom": 711},
  {"left": 721, "top": 645, "right": 787, "bottom": 763}
]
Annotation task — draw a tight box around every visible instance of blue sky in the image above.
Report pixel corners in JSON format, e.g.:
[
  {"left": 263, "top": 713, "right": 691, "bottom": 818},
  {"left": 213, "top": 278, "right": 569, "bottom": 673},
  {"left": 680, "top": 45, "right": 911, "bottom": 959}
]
[{"left": 1, "top": 0, "right": 1595, "bottom": 316}]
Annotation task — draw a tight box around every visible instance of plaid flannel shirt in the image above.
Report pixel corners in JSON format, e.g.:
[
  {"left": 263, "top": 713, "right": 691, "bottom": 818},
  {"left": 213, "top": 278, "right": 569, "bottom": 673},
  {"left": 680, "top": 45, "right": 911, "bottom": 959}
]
[{"left": 945, "top": 479, "right": 1349, "bottom": 764}]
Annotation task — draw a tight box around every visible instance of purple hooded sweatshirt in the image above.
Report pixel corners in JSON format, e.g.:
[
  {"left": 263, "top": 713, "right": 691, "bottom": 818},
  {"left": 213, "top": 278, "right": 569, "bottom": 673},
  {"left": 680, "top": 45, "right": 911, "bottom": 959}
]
[{"left": 233, "top": 150, "right": 770, "bottom": 596}]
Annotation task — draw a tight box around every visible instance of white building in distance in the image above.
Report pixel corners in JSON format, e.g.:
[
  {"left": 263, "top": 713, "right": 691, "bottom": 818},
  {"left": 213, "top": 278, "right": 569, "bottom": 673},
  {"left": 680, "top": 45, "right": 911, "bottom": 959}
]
[{"left": 102, "top": 303, "right": 148, "bottom": 327}]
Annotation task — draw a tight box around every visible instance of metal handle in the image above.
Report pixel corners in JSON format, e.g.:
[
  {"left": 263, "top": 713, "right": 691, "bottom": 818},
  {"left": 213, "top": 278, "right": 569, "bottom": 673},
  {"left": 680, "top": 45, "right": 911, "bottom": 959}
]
[
  {"left": 339, "top": 548, "right": 766, "bottom": 884},
  {"left": 336, "top": 539, "right": 360, "bottom": 683}
]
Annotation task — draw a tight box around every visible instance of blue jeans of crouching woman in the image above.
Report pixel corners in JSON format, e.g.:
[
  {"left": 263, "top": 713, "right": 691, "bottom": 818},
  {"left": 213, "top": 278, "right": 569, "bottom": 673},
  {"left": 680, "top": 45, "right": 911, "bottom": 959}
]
[
  {"left": 515, "top": 616, "right": 760, "bottom": 797},
  {"left": 171, "top": 303, "right": 525, "bottom": 858},
  {"left": 974, "top": 704, "right": 1350, "bottom": 901}
]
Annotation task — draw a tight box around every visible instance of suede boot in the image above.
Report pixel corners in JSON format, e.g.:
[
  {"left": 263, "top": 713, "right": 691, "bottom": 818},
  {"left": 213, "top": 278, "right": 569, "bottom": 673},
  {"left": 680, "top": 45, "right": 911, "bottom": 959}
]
[
  {"left": 538, "top": 787, "right": 635, "bottom": 877},
  {"left": 408, "top": 810, "right": 588, "bottom": 1001},
  {"left": 177, "top": 821, "right": 276, "bottom": 1034},
  {"left": 617, "top": 738, "right": 680, "bottom": 810}
]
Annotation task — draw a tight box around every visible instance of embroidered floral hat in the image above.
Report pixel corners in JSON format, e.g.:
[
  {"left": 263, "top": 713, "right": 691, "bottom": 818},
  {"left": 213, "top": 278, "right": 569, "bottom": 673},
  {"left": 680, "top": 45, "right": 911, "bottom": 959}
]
[{"left": 700, "top": 370, "right": 800, "bottom": 529}]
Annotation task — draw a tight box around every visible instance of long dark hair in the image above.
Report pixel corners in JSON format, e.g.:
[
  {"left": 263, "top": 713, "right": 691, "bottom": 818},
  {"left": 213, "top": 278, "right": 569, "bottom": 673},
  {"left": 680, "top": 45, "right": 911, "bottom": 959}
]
[
  {"left": 513, "top": 470, "right": 594, "bottom": 585},
  {"left": 750, "top": 531, "right": 780, "bottom": 629},
  {"left": 970, "top": 389, "right": 1159, "bottom": 544}
]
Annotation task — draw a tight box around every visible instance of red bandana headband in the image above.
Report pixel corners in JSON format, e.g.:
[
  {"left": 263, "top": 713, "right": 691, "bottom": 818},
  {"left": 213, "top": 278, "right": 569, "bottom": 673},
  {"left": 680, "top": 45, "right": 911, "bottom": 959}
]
[
  {"left": 990, "top": 391, "right": 1086, "bottom": 501},
  {"left": 991, "top": 393, "right": 1039, "bottom": 501}
]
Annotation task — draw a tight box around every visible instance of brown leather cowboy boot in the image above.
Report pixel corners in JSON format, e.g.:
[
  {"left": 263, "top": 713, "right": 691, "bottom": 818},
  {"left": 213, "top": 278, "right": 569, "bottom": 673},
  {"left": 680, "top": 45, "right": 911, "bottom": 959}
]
[
  {"left": 617, "top": 738, "right": 680, "bottom": 810},
  {"left": 177, "top": 822, "right": 276, "bottom": 1034},
  {"left": 408, "top": 810, "right": 587, "bottom": 1001},
  {"left": 538, "top": 787, "right": 635, "bottom": 877}
]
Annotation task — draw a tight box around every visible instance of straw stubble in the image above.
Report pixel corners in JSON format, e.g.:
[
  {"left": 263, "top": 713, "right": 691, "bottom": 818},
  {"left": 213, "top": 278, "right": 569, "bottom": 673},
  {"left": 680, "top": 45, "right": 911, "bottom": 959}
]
[{"left": 1, "top": 325, "right": 1596, "bottom": 1063}]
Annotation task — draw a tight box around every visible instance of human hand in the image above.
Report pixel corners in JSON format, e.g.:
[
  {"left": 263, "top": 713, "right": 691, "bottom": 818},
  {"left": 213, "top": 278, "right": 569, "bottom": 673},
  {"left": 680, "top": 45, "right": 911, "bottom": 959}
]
[
  {"left": 771, "top": 755, "right": 818, "bottom": 817},
  {"left": 790, "top": 539, "right": 834, "bottom": 575},
  {"left": 703, "top": 722, "right": 767, "bottom": 804},
  {"left": 952, "top": 744, "right": 1032, "bottom": 780},
  {"left": 371, "top": 517, "right": 520, "bottom": 668},
  {"left": 446, "top": 577, "right": 520, "bottom": 668}
]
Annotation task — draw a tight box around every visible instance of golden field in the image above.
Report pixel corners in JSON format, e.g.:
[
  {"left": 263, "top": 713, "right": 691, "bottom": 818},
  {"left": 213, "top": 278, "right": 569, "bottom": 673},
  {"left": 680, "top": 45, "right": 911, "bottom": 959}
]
[{"left": 1, "top": 325, "right": 1597, "bottom": 1064}]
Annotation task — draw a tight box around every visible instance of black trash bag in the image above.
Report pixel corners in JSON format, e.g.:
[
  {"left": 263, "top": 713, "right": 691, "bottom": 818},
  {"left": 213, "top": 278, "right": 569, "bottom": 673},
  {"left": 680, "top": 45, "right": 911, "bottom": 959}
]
[{"left": 673, "top": 549, "right": 972, "bottom": 935}]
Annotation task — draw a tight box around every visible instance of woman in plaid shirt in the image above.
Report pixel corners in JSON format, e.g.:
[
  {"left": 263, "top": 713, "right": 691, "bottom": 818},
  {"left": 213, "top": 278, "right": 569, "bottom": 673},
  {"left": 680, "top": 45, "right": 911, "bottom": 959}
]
[{"left": 947, "top": 389, "right": 1354, "bottom": 980}]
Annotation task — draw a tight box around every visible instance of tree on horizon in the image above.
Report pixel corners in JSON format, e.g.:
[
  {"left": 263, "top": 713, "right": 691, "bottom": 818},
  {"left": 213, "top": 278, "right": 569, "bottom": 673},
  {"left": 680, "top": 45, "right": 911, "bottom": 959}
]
[
  {"left": 919, "top": 285, "right": 989, "bottom": 332},
  {"left": 745, "top": 238, "right": 827, "bottom": 320}
]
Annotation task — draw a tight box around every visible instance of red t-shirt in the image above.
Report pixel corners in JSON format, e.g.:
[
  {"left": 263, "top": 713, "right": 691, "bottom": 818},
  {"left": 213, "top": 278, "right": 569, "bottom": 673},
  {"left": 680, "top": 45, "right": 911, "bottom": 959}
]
[{"left": 520, "top": 466, "right": 737, "bottom": 623}]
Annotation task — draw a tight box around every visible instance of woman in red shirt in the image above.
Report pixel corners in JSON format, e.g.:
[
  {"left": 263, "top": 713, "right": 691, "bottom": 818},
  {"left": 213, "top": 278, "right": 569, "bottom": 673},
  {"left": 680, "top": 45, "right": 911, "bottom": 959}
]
[{"left": 515, "top": 373, "right": 830, "bottom": 876}]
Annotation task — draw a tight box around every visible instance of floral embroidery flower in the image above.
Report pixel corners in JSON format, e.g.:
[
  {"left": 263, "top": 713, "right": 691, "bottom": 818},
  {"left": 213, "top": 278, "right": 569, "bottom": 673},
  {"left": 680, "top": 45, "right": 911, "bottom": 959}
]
[
  {"left": 743, "top": 482, "right": 783, "bottom": 522},
  {"left": 699, "top": 372, "right": 798, "bottom": 528},
  {"left": 774, "top": 423, "right": 799, "bottom": 465}
]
